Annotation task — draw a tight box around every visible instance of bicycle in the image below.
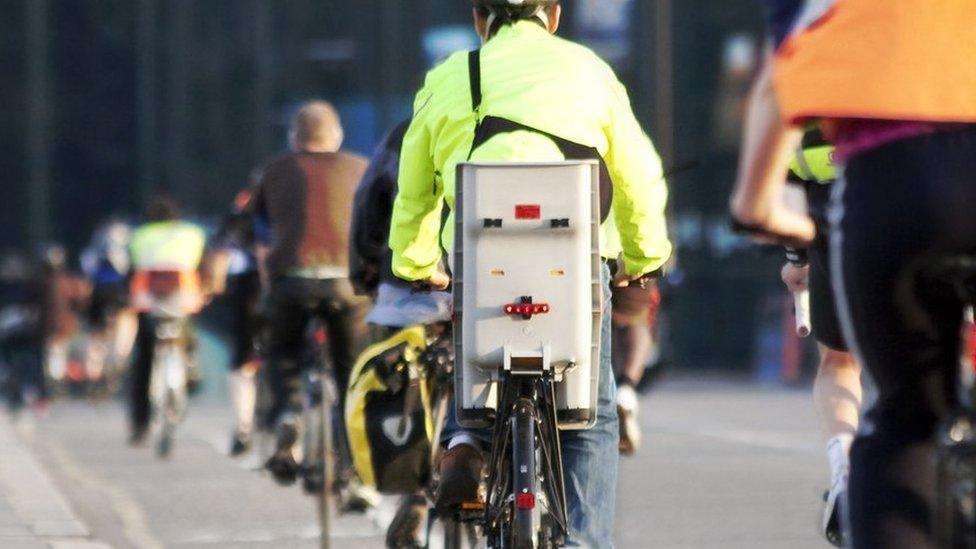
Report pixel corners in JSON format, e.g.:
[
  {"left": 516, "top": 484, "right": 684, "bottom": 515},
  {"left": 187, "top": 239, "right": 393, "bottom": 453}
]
[
  {"left": 86, "top": 305, "right": 136, "bottom": 401},
  {"left": 267, "top": 297, "right": 364, "bottom": 549},
  {"left": 144, "top": 272, "right": 193, "bottom": 459},
  {"left": 450, "top": 161, "right": 608, "bottom": 548},
  {"left": 480, "top": 358, "right": 569, "bottom": 548},
  {"left": 929, "top": 255, "right": 976, "bottom": 548},
  {"left": 416, "top": 321, "right": 480, "bottom": 549}
]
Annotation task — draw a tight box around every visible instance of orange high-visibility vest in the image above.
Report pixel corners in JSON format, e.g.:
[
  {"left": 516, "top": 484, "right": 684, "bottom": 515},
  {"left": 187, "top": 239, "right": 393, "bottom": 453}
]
[
  {"left": 773, "top": 0, "right": 976, "bottom": 124},
  {"left": 130, "top": 270, "right": 204, "bottom": 314}
]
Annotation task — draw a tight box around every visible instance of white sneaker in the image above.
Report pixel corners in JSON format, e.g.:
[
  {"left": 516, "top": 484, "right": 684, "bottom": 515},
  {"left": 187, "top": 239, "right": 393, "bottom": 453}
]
[
  {"left": 616, "top": 384, "right": 641, "bottom": 456},
  {"left": 822, "top": 467, "right": 848, "bottom": 547}
]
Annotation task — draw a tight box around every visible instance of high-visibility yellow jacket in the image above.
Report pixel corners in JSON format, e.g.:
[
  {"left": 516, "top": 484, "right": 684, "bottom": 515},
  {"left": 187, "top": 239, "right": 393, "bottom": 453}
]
[
  {"left": 390, "top": 21, "right": 672, "bottom": 281},
  {"left": 130, "top": 220, "right": 206, "bottom": 272}
]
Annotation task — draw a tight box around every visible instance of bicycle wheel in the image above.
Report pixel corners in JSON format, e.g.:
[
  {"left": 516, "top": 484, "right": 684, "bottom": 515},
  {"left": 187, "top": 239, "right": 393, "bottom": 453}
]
[
  {"left": 157, "top": 343, "right": 187, "bottom": 459},
  {"left": 936, "top": 439, "right": 976, "bottom": 549},
  {"left": 315, "top": 374, "right": 335, "bottom": 549},
  {"left": 511, "top": 397, "right": 539, "bottom": 549}
]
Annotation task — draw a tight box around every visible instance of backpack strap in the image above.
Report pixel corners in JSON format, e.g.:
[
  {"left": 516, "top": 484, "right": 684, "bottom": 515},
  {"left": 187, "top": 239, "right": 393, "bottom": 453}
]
[{"left": 468, "top": 50, "right": 482, "bottom": 113}]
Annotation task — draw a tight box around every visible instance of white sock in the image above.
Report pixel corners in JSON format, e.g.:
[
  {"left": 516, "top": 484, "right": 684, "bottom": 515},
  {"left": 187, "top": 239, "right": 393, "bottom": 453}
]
[
  {"left": 826, "top": 433, "right": 853, "bottom": 486},
  {"left": 616, "top": 384, "right": 639, "bottom": 414},
  {"left": 448, "top": 433, "right": 480, "bottom": 450},
  {"left": 229, "top": 369, "right": 257, "bottom": 435}
]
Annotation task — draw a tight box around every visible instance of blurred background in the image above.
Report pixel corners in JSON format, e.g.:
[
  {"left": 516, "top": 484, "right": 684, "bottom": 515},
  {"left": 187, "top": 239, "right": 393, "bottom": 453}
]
[
  {"left": 2, "top": 0, "right": 803, "bottom": 378},
  {"left": 0, "top": 4, "right": 838, "bottom": 548}
]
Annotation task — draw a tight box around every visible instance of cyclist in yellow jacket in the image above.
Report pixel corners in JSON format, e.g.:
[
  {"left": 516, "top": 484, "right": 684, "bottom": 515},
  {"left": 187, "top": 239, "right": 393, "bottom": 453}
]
[
  {"left": 128, "top": 195, "right": 206, "bottom": 445},
  {"left": 389, "top": 1, "right": 671, "bottom": 545}
]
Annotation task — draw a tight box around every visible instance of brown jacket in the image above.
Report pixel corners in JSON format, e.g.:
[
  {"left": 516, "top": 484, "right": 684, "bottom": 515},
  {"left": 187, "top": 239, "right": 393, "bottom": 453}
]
[{"left": 253, "top": 151, "right": 367, "bottom": 280}]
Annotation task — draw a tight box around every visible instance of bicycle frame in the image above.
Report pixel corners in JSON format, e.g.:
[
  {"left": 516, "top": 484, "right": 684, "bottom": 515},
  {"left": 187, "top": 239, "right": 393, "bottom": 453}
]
[
  {"left": 149, "top": 314, "right": 188, "bottom": 459},
  {"left": 303, "top": 317, "right": 338, "bottom": 549},
  {"left": 481, "top": 370, "right": 569, "bottom": 549}
]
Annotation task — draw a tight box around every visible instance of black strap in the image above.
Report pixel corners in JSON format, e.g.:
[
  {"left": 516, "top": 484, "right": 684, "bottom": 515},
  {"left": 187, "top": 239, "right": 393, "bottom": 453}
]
[
  {"left": 465, "top": 49, "right": 613, "bottom": 221},
  {"left": 469, "top": 50, "right": 482, "bottom": 112}
]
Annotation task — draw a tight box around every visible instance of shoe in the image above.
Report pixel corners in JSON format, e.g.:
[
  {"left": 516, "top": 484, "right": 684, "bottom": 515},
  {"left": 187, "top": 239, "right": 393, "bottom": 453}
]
[
  {"left": 386, "top": 494, "right": 427, "bottom": 548},
  {"left": 129, "top": 425, "right": 149, "bottom": 447},
  {"left": 229, "top": 431, "right": 251, "bottom": 457},
  {"left": 822, "top": 469, "right": 848, "bottom": 547},
  {"left": 435, "top": 444, "right": 484, "bottom": 512},
  {"left": 265, "top": 416, "right": 299, "bottom": 486},
  {"left": 617, "top": 384, "right": 641, "bottom": 456},
  {"left": 340, "top": 478, "right": 381, "bottom": 513},
  {"left": 186, "top": 362, "right": 203, "bottom": 396}
]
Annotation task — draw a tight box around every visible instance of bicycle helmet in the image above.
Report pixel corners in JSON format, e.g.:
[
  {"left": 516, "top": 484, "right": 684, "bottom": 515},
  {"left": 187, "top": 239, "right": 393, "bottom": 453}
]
[{"left": 473, "top": 0, "right": 559, "bottom": 25}]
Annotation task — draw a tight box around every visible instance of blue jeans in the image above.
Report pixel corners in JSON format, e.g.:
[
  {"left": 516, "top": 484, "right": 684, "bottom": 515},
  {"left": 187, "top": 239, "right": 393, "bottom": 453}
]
[{"left": 444, "top": 264, "right": 618, "bottom": 547}]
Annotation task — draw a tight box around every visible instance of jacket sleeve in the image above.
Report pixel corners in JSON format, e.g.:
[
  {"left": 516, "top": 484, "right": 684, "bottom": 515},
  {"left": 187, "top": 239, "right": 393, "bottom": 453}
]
[
  {"left": 389, "top": 85, "right": 445, "bottom": 282},
  {"left": 349, "top": 134, "right": 398, "bottom": 294},
  {"left": 603, "top": 77, "right": 673, "bottom": 276}
]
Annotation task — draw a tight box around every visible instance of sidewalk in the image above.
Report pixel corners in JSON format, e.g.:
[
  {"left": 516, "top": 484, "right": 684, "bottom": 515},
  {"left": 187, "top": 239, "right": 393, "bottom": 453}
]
[{"left": 0, "top": 415, "right": 107, "bottom": 549}]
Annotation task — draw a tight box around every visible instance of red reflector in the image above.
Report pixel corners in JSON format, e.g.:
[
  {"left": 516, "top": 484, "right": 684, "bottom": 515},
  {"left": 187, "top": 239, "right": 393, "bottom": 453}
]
[
  {"left": 515, "top": 204, "right": 541, "bottom": 219},
  {"left": 516, "top": 492, "right": 536, "bottom": 509}
]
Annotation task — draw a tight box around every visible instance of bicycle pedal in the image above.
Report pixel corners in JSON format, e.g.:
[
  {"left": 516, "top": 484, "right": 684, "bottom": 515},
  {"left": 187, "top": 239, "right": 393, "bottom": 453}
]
[
  {"left": 459, "top": 500, "right": 485, "bottom": 510},
  {"left": 456, "top": 500, "right": 486, "bottom": 522}
]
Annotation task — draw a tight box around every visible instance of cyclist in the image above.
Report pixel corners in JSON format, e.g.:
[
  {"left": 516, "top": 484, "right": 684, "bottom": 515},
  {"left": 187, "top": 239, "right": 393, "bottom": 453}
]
[
  {"left": 611, "top": 278, "right": 662, "bottom": 456},
  {"left": 0, "top": 252, "right": 46, "bottom": 414},
  {"left": 350, "top": 118, "right": 453, "bottom": 547},
  {"left": 208, "top": 189, "right": 262, "bottom": 456},
  {"left": 779, "top": 125, "right": 860, "bottom": 546},
  {"left": 40, "top": 244, "right": 90, "bottom": 393},
  {"left": 252, "top": 100, "right": 372, "bottom": 485},
  {"left": 81, "top": 221, "right": 137, "bottom": 394},
  {"left": 389, "top": 1, "right": 672, "bottom": 545},
  {"left": 732, "top": 3, "right": 976, "bottom": 547},
  {"left": 128, "top": 194, "right": 207, "bottom": 445},
  {"left": 350, "top": 119, "right": 453, "bottom": 331}
]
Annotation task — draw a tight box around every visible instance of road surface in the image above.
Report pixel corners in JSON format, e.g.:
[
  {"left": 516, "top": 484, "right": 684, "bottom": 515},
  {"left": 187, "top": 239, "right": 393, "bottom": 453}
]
[{"left": 1, "top": 379, "right": 829, "bottom": 548}]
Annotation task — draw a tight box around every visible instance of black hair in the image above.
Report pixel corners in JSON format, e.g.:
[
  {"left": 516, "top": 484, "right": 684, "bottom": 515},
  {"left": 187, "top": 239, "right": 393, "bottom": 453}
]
[
  {"left": 146, "top": 193, "right": 181, "bottom": 222},
  {"left": 477, "top": 3, "right": 556, "bottom": 36}
]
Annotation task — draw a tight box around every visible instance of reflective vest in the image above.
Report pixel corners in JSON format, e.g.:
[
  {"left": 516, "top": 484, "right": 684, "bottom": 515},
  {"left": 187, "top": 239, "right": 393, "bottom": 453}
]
[
  {"left": 789, "top": 126, "right": 836, "bottom": 184},
  {"left": 773, "top": 0, "right": 976, "bottom": 124},
  {"left": 390, "top": 21, "right": 672, "bottom": 282},
  {"left": 129, "top": 221, "right": 206, "bottom": 314}
]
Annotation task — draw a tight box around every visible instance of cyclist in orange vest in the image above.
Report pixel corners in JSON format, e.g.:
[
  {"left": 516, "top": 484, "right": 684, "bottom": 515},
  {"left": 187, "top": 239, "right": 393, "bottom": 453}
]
[{"left": 731, "top": 2, "right": 976, "bottom": 547}]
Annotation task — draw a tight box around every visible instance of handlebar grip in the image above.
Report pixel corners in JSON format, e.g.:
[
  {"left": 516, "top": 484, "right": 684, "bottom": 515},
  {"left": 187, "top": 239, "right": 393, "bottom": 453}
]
[{"left": 793, "top": 290, "right": 811, "bottom": 338}]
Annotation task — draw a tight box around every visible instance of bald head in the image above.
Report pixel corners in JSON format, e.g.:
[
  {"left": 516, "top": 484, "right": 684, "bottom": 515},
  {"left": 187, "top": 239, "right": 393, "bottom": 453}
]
[{"left": 289, "top": 100, "right": 344, "bottom": 153}]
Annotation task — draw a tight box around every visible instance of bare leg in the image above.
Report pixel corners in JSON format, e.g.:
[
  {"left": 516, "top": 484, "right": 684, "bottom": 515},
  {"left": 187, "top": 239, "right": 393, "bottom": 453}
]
[
  {"left": 229, "top": 361, "right": 258, "bottom": 437},
  {"left": 611, "top": 321, "right": 652, "bottom": 386},
  {"left": 813, "top": 344, "right": 862, "bottom": 444}
]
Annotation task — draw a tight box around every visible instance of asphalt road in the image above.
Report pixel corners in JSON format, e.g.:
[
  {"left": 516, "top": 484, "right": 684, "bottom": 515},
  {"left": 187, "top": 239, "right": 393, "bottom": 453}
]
[{"left": 5, "top": 379, "right": 830, "bottom": 549}]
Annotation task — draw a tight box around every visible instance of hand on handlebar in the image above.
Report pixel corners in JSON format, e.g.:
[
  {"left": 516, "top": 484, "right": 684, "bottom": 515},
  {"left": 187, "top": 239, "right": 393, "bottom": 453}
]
[
  {"left": 612, "top": 259, "right": 660, "bottom": 289},
  {"left": 780, "top": 263, "right": 809, "bottom": 293},
  {"left": 411, "top": 270, "right": 451, "bottom": 293}
]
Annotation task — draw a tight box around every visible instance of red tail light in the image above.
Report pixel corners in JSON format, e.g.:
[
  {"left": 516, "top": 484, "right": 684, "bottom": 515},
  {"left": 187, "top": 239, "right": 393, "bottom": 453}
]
[
  {"left": 503, "top": 303, "right": 550, "bottom": 317},
  {"left": 516, "top": 492, "right": 536, "bottom": 510}
]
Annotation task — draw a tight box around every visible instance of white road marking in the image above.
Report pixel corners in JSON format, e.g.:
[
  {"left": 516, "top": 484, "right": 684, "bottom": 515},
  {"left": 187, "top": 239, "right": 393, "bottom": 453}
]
[{"left": 37, "top": 436, "right": 165, "bottom": 549}]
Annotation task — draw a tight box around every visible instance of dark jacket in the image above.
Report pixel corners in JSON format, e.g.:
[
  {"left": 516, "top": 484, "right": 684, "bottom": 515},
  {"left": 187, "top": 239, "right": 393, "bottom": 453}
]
[{"left": 348, "top": 120, "right": 411, "bottom": 295}]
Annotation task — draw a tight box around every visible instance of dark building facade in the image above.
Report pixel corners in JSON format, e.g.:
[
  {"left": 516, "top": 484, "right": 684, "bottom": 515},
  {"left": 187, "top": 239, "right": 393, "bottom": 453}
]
[{"left": 4, "top": 0, "right": 782, "bottom": 372}]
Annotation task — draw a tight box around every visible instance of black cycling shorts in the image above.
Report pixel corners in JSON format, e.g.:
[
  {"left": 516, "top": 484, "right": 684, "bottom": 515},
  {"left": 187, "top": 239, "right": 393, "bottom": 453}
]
[
  {"left": 225, "top": 271, "right": 262, "bottom": 367},
  {"left": 87, "top": 281, "right": 129, "bottom": 330},
  {"left": 805, "top": 183, "right": 848, "bottom": 352}
]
